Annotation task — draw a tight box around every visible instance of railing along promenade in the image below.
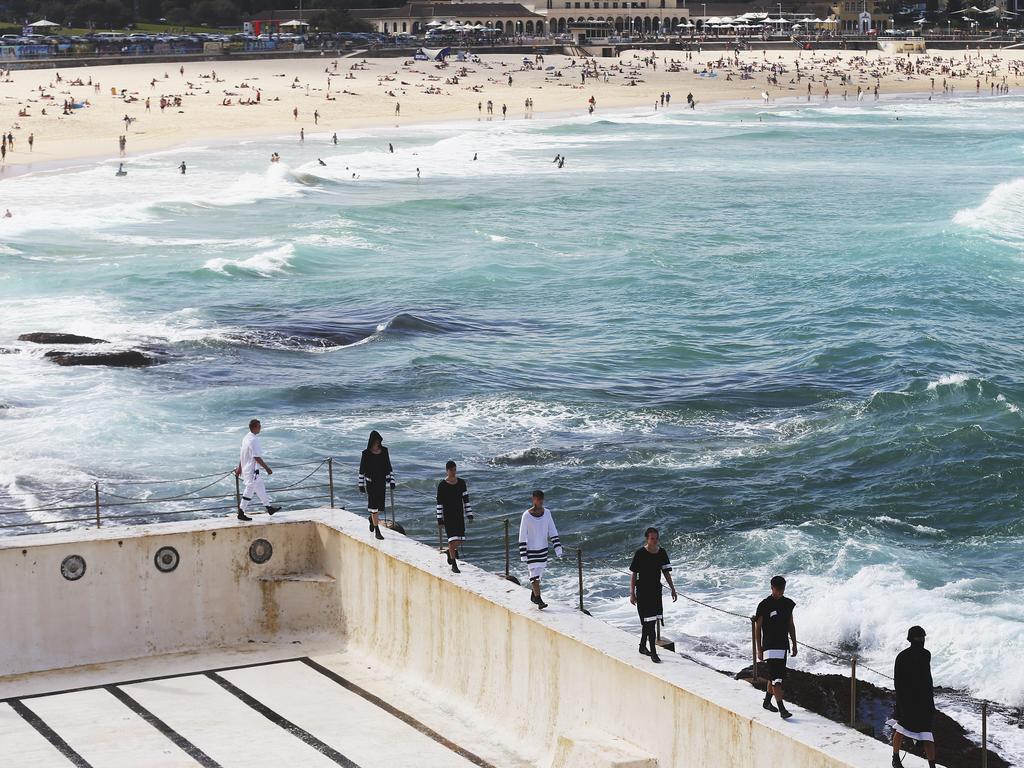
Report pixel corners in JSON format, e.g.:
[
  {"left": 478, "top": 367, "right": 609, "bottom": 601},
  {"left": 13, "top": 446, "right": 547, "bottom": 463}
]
[{"left": 0, "top": 457, "right": 1005, "bottom": 765}]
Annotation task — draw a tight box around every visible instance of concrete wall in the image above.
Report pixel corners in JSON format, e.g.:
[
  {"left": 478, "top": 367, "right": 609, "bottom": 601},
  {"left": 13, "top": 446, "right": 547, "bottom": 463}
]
[
  {"left": 0, "top": 518, "right": 338, "bottom": 675},
  {"left": 0, "top": 511, "right": 920, "bottom": 768}
]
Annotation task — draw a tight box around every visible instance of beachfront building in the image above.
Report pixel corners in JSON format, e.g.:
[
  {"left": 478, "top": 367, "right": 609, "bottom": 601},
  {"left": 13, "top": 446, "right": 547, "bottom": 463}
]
[
  {"left": 828, "top": 0, "right": 891, "bottom": 32},
  {"left": 544, "top": 3, "right": 692, "bottom": 37},
  {"left": 354, "top": 0, "right": 692, "bottom": 36},
  {"left": 354, "top": 2, "right": 548, "bottom": 34}
]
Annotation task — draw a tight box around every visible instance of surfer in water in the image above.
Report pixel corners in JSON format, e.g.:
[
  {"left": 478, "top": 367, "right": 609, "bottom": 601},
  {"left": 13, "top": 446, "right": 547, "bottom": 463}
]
[
  {"left": 318, "top": 158, "right": 327, "bottom": 166},
  {"left": 888, "top": 627, "right": 937, "bottom": 768},
  {"left": 116, "top": 163, "right": 127, "bottom": 176},
  {"left": 179, "top": 161, "right": 186, "bottom": 174},
  {"left": 629, "top": 527, "right": 677, "bottom": 663},
  {"left": 359, "top": 430, "right": 394, "bottom": 540}
]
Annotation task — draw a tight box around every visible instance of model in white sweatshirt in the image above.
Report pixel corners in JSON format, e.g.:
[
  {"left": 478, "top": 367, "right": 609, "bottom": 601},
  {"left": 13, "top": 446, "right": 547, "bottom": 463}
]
[{"left": 518, "top": 489, "right": 562, "bottom": 609}]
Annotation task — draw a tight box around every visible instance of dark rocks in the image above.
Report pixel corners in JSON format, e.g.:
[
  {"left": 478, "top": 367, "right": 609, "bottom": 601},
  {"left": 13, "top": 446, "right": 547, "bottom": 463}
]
[
  {"left": 18, "top": 333, "right": 110, "bottom": 345},
  {"left": 44, "top": 350, "right": 156, "bottom": 368},
  {"left": 736, "top": 665, "right": 1009, "bottom": 768}
]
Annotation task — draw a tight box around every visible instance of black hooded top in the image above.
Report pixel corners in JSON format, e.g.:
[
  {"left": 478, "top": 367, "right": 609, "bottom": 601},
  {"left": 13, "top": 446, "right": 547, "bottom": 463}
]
[{"left": 358, "top": 431, "right": 394, "bottom": 488}]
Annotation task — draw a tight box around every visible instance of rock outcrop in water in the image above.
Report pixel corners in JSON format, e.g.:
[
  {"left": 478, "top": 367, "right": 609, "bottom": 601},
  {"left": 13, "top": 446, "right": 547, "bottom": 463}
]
[
  {"left": 18, "top": 333, "right": 110, "bottom": 345},
  {"left": 44, "top": 350, "right": 156, "bottom": 368},
  {"left": 735, "top": 665, "right": 1009, "bottom": 768}
]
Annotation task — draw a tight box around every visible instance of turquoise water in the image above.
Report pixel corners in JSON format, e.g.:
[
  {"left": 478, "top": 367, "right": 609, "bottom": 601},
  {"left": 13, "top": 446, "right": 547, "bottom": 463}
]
[{"left": 2, "top": 95, "right": 1024, "bottom": 753}]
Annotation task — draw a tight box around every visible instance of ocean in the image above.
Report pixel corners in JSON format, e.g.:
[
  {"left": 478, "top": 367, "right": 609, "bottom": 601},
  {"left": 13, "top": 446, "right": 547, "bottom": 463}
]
[{"left": 2, "top": 94, "right": 1023, "bottom": 761}]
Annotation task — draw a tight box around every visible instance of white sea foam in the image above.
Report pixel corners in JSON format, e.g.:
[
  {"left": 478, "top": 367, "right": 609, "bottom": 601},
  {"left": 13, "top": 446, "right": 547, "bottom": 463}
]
[
  {"left": 927, "top": 372, "right": 970, "bottom": 390},
  {"left": 203, "top": 243, "right": 294, "bottom": 277},
  {"left": 996, "top": 394, "right": 1021, "bottom": 414},
  {"left": 0, "top": 296, "right": 230, "bottom": 348},
  {"left": 953, "top": 177, "right": 1024, "bottom": 243}
]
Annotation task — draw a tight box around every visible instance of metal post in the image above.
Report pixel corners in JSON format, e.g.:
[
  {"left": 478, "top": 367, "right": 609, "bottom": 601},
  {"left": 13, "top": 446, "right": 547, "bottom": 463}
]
[
  {"left": 982, "top": 701, "right": 988, "bottom": 768},
  {"left": 94, "top": 482, "right": 100, "bottom": 528},
  {"left": 576, "top": 548, "right": 585, "bottom": 613},
  {"left": 849, "top": 656, "right": 858, "bottom": 727},
  {"left": 504, "top": 518, "right": 510, "bottom": 579},
  {"left": 234, "top": 473, "right": 241, "bottom": 513},
  {"left": 327, "top": 457, "right": 334, "bottom": 508},
  {"left": 750, "top": 617, "right": 758, "bottom": 683}
]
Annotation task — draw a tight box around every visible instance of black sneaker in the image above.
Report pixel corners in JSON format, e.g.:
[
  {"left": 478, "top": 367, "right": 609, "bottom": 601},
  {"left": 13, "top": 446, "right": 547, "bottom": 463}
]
[
  {"left": 451, "top": 561, "right": 461, "bottom": 574},
  {"left": 537, "top": 599, "right": 548, "bottom": 610},
  {"left": 650, "top": 652, "right": 662, "bottom": 664},
  {"left": 237, "top": 510, "right": 253, "bottom": 522},
  {"left": 530, "top": 592, "right": 540, "bottom": 605},
  {"left": 374, "top": 526, "right": 385, "bottom": 540},
  {"left": 779, "top": 705, "right": 793, "bottom": 720},
  {"left": 265, "top": 505, "right": 281, "bottom": 515},
  {"left": 763, "top": 699, "right": 779, "bottom": 713},
  {"left": 369, "top": 516, "right": 375, "bottom": 531},
  {"left": 891, "top": 755, "right": 903, "bottom": 768},
  {"left": 639, "top": 645, "right": 651, "bottom": 656}
]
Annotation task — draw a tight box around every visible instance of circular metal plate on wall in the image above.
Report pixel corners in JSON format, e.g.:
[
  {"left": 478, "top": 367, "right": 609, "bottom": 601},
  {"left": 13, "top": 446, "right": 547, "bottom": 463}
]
[
  {"left": 249, "top": 538, "right": 273, "bottom": 564},
  {"left": 154, "top": 546, "right": 180, "bottom": 573},
  {"left": 60, "top": 554, "right": 86, "bottom": 581}
]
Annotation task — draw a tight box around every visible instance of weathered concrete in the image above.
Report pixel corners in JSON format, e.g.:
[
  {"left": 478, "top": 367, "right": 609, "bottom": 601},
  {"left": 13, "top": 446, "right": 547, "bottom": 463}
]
[{"left": 0, "top": 510, "right": 931, "bottom": 768}]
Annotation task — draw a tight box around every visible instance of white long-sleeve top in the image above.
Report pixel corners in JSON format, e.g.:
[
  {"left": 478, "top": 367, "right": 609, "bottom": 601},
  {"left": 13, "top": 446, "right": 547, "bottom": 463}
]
[{"left": 518, "top": 507, "right": 562, "bottom": 564}]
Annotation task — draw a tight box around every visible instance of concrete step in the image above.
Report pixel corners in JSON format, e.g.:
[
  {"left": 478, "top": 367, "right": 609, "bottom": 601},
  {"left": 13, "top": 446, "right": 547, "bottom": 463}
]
[{"left": 552, "top": 730, "right": 659, "bottom": 768}]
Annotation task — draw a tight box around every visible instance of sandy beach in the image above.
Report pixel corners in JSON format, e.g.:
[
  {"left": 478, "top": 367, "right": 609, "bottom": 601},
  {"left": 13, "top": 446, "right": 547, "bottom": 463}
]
[{"left": 2, "top": 47, "right": 1024, "bottom": 172}]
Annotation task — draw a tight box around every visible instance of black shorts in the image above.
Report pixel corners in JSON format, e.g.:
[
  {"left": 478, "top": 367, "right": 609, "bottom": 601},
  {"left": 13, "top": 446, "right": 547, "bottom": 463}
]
[
  {"left": 765, "top": 656, "right": 788, "bottom": 684},
  {"left": 367, "top": 486, "right": 386, "bottom": 513},
  {"left": 636, "top": 589, "right": 664, "bottom": 624},
  {"left": 442, "top": 509, "right": 466, "bottom": 542}
]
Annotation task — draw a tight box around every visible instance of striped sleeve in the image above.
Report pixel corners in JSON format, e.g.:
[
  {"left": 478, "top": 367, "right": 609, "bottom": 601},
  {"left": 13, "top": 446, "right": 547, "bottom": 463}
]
[
  {"left": 358, "top": 452, "right": 366, "bottom": 490},
  {"left": 462, "top": 481, "right": 472, "bottom": 519},
  {"left": 518, "top": 512, "right": 528, "bottom": 562},
  {"left": 661, "top": 548, "right": 672, "bottom": 572},
  {"left": 548, "top": 512, "right": 562, "bottom": 557},
  {"left": 385, "top": 449, "right": 395, "bottom": 486},
  {"left": 435, "top": 481, "right": 444, "bottom": 523}
]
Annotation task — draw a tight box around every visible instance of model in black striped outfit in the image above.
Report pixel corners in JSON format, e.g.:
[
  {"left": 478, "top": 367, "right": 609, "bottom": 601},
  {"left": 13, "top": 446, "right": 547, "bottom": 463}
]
[{"left": 436, "top": 460, "right": 472, "bottom": 573}]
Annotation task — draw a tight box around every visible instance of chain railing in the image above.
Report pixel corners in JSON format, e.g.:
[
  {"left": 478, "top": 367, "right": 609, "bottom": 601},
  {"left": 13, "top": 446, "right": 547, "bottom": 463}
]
[{"left": 0, "top": 458, "right": 337, "bottom": 531}]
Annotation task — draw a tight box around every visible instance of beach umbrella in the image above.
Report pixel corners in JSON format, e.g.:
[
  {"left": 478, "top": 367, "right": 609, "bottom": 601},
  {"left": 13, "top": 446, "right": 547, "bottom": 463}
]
[
  {"left": 28, "top": 19, "right": 60, "bottom": 27},
  {"left": 426, "top": 19, "right": 444, "bottom": 26},
  {"left": 279, "top": 19, "right": 308, "bottom": 27}
]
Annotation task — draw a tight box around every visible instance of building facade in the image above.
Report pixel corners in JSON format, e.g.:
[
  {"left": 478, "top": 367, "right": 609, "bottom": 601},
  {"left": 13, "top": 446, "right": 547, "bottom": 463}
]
[{"left": 830, "top": 0, "right": 891, "bottom": 31}]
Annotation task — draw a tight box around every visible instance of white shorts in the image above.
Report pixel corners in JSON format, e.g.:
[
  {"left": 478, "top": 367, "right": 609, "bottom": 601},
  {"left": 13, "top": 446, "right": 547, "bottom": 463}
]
[
  {"left": 887, "top": 719, "right": 934, "bottom": 743},
  {"left": 527, "top": 562, "right": 547, "bottom": 580}
]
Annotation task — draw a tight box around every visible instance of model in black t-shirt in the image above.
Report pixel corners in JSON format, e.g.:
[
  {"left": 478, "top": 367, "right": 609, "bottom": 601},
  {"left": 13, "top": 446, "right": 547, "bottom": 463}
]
[
  {"left": 436, "top": 460, "right": 473, "bottom": 573},
  {"left": 628, "top": 527, "right": 677, "bottom": 664},
  {"left": 754, "top": 575, "right": 797, "bottom": 719}
]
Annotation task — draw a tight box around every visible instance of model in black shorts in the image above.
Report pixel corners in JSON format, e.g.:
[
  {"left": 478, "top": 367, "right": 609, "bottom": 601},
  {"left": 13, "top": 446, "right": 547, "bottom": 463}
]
[
  {"left": 755, "top": 575, "right": 797, "bottom": 719},
  {"left": 628, "top": 527, "right": 677, "bottom": 664},
  {"left": 436, "top": 460, "right": 472, "bottom": 573}
]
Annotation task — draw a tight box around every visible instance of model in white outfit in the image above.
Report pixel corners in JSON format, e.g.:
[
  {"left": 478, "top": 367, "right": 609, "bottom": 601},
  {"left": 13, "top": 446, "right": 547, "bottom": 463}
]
[
  {"left": 234, "top": 419, "right": 281, "bottom": 521},
  {"left": 518, "top": 490, "right": 562, "bottom": 609}
]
